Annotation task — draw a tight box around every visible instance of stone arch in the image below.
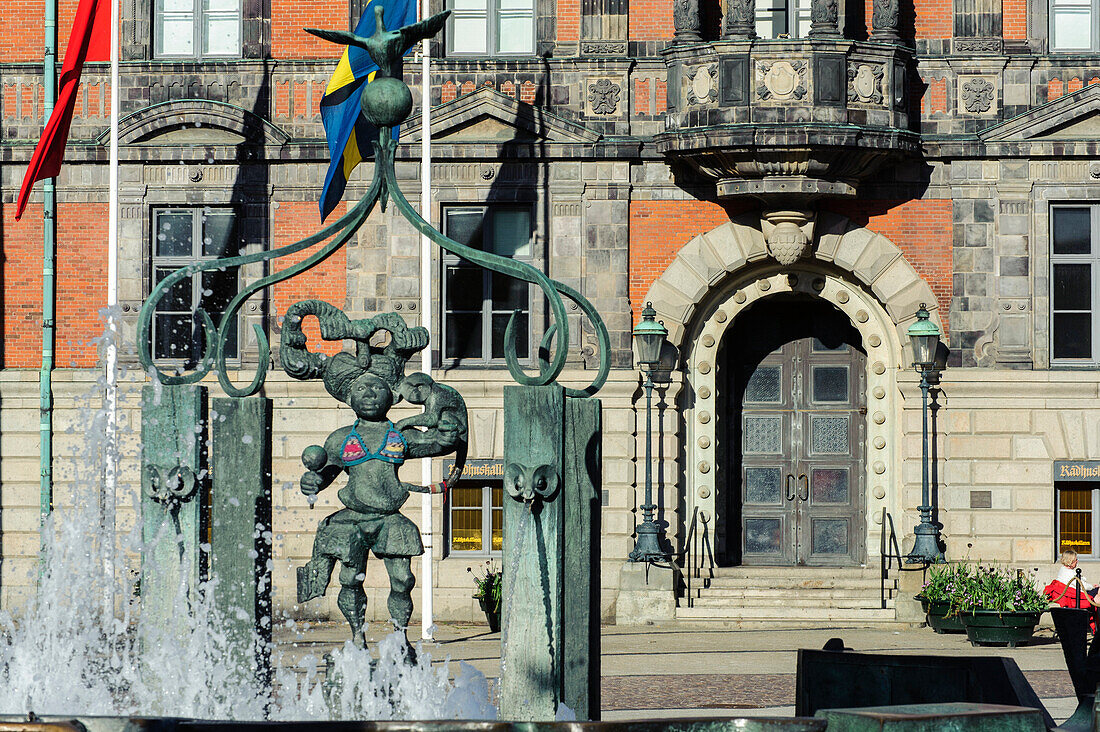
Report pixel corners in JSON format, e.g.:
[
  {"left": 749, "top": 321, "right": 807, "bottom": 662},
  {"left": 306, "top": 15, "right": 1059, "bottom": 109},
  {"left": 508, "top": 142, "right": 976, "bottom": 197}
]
[
  {"left": 97, "top": 99, "right": 291, "bottom": 148},
  {"left": 641, "top": 211, "right": 943, "bottom": 354},
  {"left": 641, "top": 213, "right": 941, "bottom": 564}
]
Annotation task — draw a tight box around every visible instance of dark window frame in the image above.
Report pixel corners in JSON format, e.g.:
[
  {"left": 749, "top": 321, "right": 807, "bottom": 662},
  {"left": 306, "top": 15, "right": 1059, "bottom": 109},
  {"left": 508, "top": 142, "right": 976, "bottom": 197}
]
[
  {"left": 1050, "top": 204, "right": 1100, "bottom": 365},
  {"left": 150, "top": 206, "right": 241, "bottom": 366},
  {"left": 1049, "top": 0, "right": 1099, "bottom": 52},
  {"left": 1057, "top": 482, "right": 1098, "bottom": 559},
  {"left": 441, "top": 205, "right": 535, "bottom": 366},
  {"left": 755, "top": 0, "right": 813, "bottom": 38}
]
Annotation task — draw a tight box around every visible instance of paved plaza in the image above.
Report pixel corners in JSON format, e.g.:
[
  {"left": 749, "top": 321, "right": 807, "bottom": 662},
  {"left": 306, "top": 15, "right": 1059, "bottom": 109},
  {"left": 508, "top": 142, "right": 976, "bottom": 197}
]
[{"left": 273, "top": 621, "right": 1082, "bottom": 722}]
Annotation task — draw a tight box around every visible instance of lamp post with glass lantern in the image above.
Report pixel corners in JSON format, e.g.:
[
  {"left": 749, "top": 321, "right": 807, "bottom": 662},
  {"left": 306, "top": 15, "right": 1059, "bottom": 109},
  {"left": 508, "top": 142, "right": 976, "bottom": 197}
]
[
  {"left": 906, "top": 303, "right": 945, "bottom": 564},
  {"left": 630, "top": 302, "right": 669, "bottom": 562}
]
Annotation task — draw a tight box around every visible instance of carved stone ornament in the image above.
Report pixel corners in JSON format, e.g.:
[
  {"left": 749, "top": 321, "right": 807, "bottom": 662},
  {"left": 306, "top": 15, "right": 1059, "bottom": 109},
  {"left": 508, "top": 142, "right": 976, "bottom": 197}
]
[
  {"left": 757, "top": 61, "right": 807, "bottom": 101},
  {"left": 673, "top": 0, "right": 702, "bottom": 38},
  {"left": 588, "top": 78, "right": 621, "bottom": 115},
  {"left": 848, "top": 64, "right": 885, "bottom": 104},
  {"left": 954, "top": 38, "right": 1002, "bottom": 54},
  {"left": 581, "top": 41, "right": 627, "bottom": 55},
  {"left": 762, "top": 210, "right": 812, "bottom": 266},
  {"left": 871, "top": 0, "right": 899, "bottom": 35},
  {"left": 687, "top": 64, "right": 719, "bottom": 105},
  {"left": 961, "top": 77, "right": 995, "bottom": 113},
  {"left": 723, "top": 0, "right": 756, "bottom": 37},
  {"left": 809, "top": 0, "right": 839, "bottom": 32}
]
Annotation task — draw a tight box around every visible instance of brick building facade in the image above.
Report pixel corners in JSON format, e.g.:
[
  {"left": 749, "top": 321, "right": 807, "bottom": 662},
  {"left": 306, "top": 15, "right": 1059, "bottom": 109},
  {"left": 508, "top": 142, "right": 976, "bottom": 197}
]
[{"left": 3, "top": 0, "right": 1100, "bottom": 623}]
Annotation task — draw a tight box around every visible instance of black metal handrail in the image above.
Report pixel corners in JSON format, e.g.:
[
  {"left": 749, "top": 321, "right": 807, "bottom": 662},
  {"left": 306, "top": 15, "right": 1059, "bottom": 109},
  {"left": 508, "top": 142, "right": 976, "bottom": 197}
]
[
  {"left": 880, "top": 508, "right": 927, "bottom": 609},
  {"left": 677, "top": 506, "right": 714, "bottom": 607}
]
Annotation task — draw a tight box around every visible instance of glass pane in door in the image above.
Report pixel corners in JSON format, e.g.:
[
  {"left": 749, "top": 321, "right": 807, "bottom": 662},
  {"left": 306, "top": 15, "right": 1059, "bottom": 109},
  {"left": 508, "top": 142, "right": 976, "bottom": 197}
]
[
  {"left": 745, "top": 518, "right": 782, "bottom": 554},
  {"left": 745, "top": 467, "right": 783, "bottom": 504},
  {"left": 811, "top": 468, "right": 849, "bottom": 504},
  {"left": 811, "top": 518, "right": 849, "bottom": 555}
]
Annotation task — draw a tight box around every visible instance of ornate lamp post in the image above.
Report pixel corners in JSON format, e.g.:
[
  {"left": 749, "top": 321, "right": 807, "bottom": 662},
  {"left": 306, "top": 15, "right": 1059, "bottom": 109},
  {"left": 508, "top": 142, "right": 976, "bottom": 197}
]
[
  {"left": 630, "top": 302, "right": 669, "bottom": 562},
  {"left": 906, "top": 304, "right": 945, "bottom": 564}
]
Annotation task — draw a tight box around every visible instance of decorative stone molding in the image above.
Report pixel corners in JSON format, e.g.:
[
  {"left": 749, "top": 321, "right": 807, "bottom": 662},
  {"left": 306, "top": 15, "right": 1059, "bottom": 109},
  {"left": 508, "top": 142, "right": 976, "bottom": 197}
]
[
  {"left": 581, "top": 41, "right": 628, "bottom": 55},
  {"left": 756, "top": 60, "right": 808, "bottom": 101},
  {"left": 848, "top": 64, "right": 885, "bottom": 105},
  {"left": 809, "top": 0, "right": 840, "bottom": 37},
  {"left": 870, "top": 0, "right": 900, "bottom": 40},
  {"left": 587, "top": 78, "right": 622, "bottom": 115},
  {"left": 686, "top": 64, "right": 719, "bottom": 105},
  {"left": 959, "top": 76, "right": 996, "bottom": 114},
  {"left": 953, "top": 38, "right": 1003, "bottom": 54}
]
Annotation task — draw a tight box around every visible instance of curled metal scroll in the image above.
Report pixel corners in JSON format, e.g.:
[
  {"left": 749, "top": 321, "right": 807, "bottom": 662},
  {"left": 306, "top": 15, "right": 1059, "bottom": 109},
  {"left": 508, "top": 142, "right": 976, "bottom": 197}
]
[{"left": 138, "top": 126, "right": 610, "bottom": 399}]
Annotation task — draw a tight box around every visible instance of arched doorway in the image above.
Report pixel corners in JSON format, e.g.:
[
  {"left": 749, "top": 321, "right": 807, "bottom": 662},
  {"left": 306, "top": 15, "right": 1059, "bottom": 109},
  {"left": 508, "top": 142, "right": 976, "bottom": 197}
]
[{"left": 716, "top": 294, "right": 867, "bottom": 567}]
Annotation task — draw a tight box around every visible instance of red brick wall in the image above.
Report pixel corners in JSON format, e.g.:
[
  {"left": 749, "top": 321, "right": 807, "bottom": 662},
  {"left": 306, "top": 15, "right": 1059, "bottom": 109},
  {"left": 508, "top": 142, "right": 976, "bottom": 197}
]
[
  {"left": 2, "top": 202, "right": 108, "bottom": 368},
  {"left": 629, "top": 0, "right": 674, "bottom": 40},
  {"left": 832, "top": 199, "right": 953, "bottom": 330},
  {"left": 271, "top": 0, "right": 345, "bottom": 59},
  {"left": 558, "top": 0, "right": 580, "bottom": 41},
  {"left": 271, "top": 202, "right": 348, "bottom": 356},
  {"left": 1003, "top": 0, "right": 1027, "bottom": 40},
  {"left": 2, "top": 0, "right": 104, "bottom": 62},
  {"left": 629, "top": 200, "right": 745, "bottom": 320},
  {"left": 863, "top": 0, "right": 951, "bottom": 39}
]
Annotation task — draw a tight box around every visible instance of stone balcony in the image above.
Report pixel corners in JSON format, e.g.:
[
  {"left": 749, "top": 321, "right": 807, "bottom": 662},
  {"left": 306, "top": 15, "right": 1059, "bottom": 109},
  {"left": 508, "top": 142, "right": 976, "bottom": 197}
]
[{"left": 656, "top": 31, "right": 921, "bottom": 203}]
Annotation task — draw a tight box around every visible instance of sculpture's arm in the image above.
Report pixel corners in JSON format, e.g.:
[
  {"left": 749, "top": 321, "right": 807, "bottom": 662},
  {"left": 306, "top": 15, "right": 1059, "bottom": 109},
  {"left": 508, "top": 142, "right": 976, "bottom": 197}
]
[
  {"left": 402, "top": 427, "right": 456, "bottom": 459},
  {"left": 300, "top": 430, "right": 347, "bottom": 497}
]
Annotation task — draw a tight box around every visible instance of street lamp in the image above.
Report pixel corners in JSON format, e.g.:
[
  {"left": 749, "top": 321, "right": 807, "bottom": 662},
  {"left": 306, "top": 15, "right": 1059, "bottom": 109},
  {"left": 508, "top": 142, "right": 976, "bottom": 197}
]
[
  {"left": 906, "top": 303, "right": 945, "bottom": 564},
  {"left": 630, "top": 302, "right": 669, "bottom": 562}
]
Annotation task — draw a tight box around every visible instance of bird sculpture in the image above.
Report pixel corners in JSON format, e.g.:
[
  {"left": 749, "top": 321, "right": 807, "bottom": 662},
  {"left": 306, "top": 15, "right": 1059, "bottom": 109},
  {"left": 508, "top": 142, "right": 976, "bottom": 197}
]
[{"left": 305, "top": 6, "right": 451, "bottom": 80}]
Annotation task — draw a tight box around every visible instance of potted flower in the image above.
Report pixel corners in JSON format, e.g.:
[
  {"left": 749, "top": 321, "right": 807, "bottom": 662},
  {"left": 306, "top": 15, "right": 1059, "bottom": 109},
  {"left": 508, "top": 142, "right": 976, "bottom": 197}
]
[
  {"left": 955, "top": 564, "right": 1048, "bottom": 647},
  {"left": 916, "top": 563, "right": 972, "bottom": 634},
  {"left": 469, "top": 561, "right": 502, "bottom": 632}
]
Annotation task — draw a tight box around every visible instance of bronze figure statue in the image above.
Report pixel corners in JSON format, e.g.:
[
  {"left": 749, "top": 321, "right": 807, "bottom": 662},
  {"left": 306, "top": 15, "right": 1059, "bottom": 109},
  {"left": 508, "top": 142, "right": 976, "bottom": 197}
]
[{"left": 281, "top": 300, "right": 468, "bottom": 652}]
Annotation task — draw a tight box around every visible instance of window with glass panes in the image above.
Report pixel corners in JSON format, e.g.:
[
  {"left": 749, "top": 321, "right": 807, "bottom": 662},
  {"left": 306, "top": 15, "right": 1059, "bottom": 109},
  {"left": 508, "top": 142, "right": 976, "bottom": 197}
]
[
  {"left": 151, "top": 208, "right": 240, "bottom": 364},
  {"left": 443, "top": 206, "right": 533, "bottom": 362},
  {"left": 447, "top": 0, "right": 535, "bottom": 55},
  {"left": 448, "top": 480, "right": 503, "bottom": 553},
  {"left": 1058, "top": 483, "right": 1098, "bottom": 557},
  {"left": 155, "top": 0, "right": 241, "bottom": 58},
  {"left": 1051, "top": 0, "right": 1099, "bottom": 51},
  {"left": 756, "top": 0, "right": 812, "bottom": 37},
  {"left": 1050, "top": 206, "right": 1100, "bottom": 363}
]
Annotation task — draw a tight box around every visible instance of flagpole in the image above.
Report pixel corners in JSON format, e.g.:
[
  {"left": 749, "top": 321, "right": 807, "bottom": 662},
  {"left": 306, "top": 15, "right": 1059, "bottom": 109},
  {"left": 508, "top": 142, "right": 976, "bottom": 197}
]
[
  {"left": 418, "top": 0, "right": 434, "bottom": 643},
  {"left": 103, "top": 0, "right": 120, "bottom": 605},
  {"left": 39, "top": 0, "right": 58, "bottom": 562}
]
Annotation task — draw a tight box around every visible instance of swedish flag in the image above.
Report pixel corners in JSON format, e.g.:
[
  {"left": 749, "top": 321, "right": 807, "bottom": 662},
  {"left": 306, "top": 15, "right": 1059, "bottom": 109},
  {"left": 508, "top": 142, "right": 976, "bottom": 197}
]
[{"left": 318, "top": 0, "right": 417, "bottom": 222}]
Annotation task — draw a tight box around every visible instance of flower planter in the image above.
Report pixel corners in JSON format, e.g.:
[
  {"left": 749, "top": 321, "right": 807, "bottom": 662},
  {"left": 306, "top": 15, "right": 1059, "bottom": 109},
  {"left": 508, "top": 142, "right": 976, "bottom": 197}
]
[
  {"left": 923, "top": 599, "right": 967, "bottom": 634},
  {"left": 477, "top": 596, "right": 501, "bottom": 633},
  {"left": 961, "top": 609, "right": 1042, "bottom": 648}
]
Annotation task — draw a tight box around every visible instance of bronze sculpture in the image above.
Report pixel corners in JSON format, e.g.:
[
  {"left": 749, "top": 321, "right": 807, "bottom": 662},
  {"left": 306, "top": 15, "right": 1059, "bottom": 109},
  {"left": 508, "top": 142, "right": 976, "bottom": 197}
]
[{"left": 282, "top": 300, "right": 467, "bottom": 652}]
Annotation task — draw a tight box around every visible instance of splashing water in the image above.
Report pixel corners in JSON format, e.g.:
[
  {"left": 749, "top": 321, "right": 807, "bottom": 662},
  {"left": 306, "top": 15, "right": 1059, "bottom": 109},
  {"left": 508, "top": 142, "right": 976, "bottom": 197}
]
[{"left": 0, "top": 307, "right": 496, "bottom": 719}]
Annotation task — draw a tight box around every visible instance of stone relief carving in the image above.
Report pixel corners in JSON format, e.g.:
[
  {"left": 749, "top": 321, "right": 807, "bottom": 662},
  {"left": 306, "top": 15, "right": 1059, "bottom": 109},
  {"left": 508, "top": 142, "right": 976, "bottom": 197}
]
[
  {"left": 673, "top": 0, "right": 701, "bottom": 37},
  {"left": 871, "top": 0, "right": 899, "bottom": 33},
  {"left": 810, "top": 0, "right": 838, "bottom": 27},
  {"left": 960, "top": 77, "right": 995, "bottom": 113},
  {"left": 847, "top": 64, "right": 884, "bottom": 105},
  {"left": 588, "top": 78, "right": 621, "bottom": 115},
  {"left": 761, "top": 210, "right": 814, "bottom": 266},
  {"left": 757, "top": 61, "right": 807, "bottom": 101},
  {"left": 581, "top": 41, "right": 627, "bottom": 55},
  {"left": 687, "top": 64, "right": 719, "bottom": 105},
  {"left": 954, "top": 38, "right": 1002, "bottom": 53}
]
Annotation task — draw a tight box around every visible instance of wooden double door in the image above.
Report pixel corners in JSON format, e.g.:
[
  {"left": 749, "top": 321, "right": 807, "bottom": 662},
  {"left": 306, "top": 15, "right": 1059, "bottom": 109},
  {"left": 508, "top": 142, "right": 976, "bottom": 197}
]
[{"left": 722, "top": 297, "right": 867, "bottom": 566}]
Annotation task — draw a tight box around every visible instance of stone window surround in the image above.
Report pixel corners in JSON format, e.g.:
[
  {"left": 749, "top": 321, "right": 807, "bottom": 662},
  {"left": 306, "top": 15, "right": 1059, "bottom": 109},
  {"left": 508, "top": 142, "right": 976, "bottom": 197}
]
[{"left": 684, "top": 265, "right": 903, "bottom": 562}]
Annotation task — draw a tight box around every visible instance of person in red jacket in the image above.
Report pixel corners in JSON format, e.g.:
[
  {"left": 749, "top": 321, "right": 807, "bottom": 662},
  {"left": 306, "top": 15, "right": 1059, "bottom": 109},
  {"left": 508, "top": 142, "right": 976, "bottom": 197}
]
[{"left": 1046, "top": 549, "right": 1100, "bottom": 611}]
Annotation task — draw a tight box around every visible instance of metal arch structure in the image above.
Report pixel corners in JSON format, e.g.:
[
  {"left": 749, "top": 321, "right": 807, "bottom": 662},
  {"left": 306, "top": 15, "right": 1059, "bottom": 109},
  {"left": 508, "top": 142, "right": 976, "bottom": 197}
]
[{"left": 136, "top": 135, "right": 611, "bottom": 399}]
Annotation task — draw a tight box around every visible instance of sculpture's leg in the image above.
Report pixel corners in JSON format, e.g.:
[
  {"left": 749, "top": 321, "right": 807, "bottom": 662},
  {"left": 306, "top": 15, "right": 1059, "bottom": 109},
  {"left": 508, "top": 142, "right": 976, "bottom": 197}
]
[
  {"left": 383, "top": 556, "right": 416, "bottom": 662},
  {"left": 297, "top": 553, "right": 337, "bottom": 603},
  {"left": 337, "top": 563, "right": 368, "bottom": 647}
]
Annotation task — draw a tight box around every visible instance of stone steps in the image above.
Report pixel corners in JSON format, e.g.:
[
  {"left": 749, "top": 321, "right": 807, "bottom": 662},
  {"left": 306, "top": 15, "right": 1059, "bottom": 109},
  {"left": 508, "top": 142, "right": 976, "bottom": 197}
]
[{"left": 677, "top": 565, "right": 899, "bottom": 623}]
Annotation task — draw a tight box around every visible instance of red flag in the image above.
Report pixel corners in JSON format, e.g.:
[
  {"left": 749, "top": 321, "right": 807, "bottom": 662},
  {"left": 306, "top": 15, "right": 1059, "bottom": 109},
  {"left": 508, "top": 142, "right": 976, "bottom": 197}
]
[{"left": 15, "top": 0, "right": 110, "bottom": 220}]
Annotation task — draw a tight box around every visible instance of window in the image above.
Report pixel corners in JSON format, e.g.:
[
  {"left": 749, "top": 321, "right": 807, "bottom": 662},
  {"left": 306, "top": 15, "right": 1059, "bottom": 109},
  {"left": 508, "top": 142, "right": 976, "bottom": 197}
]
[
  {"left": 448, "top": 480, "right": 503, "bottom": 554},
  {"left": 756, "top": 0, "right": 811, "bottom": 38},
  {"left": 443, "top": 206, "right": 533, "bottom": 362},
  {"left": 155, "top": 0, "right": 241, "bottom": 58},
  {"left": 447, "top": 0, "right": 535, "bottom": 55},
  {"left": 151, "top": 208, "right": 240, "bottom": 364},
  {"left": 1059, "top": 484, "right": 1097, "bottom": 557},
  {"left": 1051, "top": 0, "right": 1098, "bottom": 50},
  {"left": 1051, "top": 205, "right": 1100, "bottom": 362}
]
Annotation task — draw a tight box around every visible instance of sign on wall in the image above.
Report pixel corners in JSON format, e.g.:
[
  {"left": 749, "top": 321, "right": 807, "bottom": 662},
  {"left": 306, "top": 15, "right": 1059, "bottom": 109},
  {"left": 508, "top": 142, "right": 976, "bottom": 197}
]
[
  {"left": 442, "top": 458, "right": 504, "bottom": 480},
  {"left": 1055, "top": 461, "right": 1100, "bottom": 481}
]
